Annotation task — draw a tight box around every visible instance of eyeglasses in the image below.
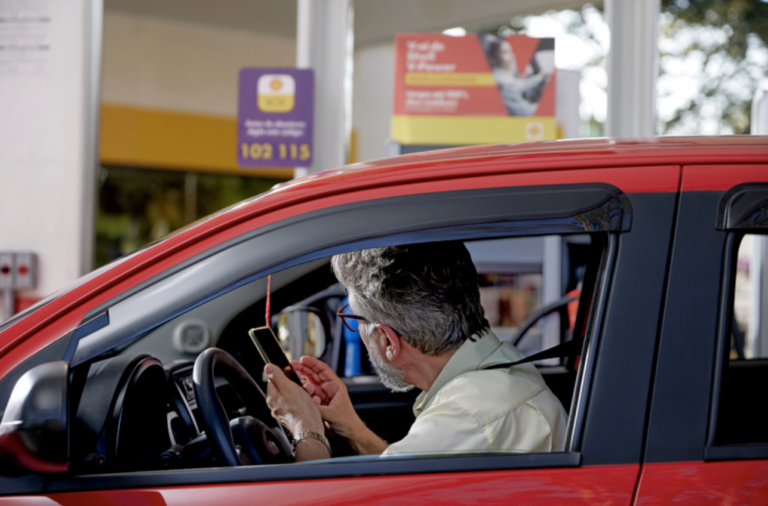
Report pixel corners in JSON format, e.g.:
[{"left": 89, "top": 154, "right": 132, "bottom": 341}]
[
  {"left": 337, "top": 303, "right": 367, "bottom": 332},
  {"left": 337, "top": 303, "right": 402, "bottom": 336}
]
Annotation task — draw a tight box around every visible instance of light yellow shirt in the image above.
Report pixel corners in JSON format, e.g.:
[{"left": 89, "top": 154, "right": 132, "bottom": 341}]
[{"left": 383, "top": 330, "right": 567, "bottom": 455}]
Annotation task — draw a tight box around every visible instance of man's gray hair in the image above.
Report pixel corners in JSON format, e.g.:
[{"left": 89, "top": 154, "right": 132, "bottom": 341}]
[{"left": 332, "top": 242, "right": 489, "bottom": 356}]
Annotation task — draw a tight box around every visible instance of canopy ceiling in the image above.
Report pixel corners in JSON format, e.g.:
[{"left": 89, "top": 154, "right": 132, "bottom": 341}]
[{"left": 105, "top": 0, "right": 592, "bottom": 46}]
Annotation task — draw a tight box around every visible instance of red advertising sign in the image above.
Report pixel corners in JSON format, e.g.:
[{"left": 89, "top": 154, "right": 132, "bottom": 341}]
[{"left": 392, "top": 34, "right": 556, "bottom": 145}]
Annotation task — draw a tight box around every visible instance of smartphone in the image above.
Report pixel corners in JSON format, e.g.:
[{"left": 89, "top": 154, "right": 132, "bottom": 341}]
[{"left": 248, "top": 326, "right": 303, "bottom": 386}]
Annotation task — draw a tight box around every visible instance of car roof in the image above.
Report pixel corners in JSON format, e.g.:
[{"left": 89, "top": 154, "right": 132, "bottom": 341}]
[{"left": 274, "top": 135, "right": 767, "bottom": 193}]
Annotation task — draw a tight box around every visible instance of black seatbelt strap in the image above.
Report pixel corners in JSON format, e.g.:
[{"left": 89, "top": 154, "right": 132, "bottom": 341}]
[{"left": 481, "top": 336, "right": 584, "bottom": 370}]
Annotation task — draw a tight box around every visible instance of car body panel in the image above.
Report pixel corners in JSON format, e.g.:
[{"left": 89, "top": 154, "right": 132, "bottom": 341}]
[
  {"left": 680, "top": 163, "right": 768, "bottom": 191},
  {"left": 0, "top": 137, "right": 767, "bottom": 504},
  {"left": 634, "top": 461, "right": 768, "bottom": 504},
  {"left": 6, "top": 464, "right": 639, "bottom": 506}
]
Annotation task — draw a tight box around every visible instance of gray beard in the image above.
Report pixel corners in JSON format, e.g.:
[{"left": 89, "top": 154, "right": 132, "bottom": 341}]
[{"left": 367, "top": 339, "right": 414, "bottom": 392}]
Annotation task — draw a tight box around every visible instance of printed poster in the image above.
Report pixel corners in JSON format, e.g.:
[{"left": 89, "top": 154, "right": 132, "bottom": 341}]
[{"left": 392, "top": 34, "right": 557, "bottom": 145}]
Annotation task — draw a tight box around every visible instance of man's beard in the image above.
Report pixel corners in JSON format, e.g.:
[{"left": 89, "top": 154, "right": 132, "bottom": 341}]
[{"left": 367, "top": 338, "right": 414, "bottom": 393}]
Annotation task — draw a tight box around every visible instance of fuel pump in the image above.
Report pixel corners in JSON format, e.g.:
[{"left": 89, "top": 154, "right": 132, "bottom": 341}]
[{"left": 0, "top": 252, "right": 38, "bottom": 321}]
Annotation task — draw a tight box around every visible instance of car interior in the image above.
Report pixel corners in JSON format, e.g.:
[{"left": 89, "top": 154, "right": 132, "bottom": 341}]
[{"left": 53, "top": 233, "right": 604, "bottom": 474}]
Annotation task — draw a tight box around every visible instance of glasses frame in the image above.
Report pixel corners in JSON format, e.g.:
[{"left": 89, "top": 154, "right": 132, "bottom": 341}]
[
  {"left": 337, "top": 303, "right": 367, "bottom": 332},
  {"left": 337, "top": 303, "right": 402, "bottom": 336}
]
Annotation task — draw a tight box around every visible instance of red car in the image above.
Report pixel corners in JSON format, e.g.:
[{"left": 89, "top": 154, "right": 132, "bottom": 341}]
[{"left": 0, "top": 137, "right": 767, "bottom": 504}]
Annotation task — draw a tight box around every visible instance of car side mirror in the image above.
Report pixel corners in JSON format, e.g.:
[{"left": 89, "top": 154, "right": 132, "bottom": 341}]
[{"left": 0, "top": 361, "right": 69, "bottom": 473}]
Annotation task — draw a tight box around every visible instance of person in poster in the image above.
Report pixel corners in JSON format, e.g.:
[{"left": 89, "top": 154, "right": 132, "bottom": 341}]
[{"left": 481, "top": 35, "right": 552, "bottom": 117}]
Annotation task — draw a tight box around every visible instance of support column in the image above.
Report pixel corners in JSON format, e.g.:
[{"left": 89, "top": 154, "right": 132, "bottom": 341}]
[
  {"left": 295, "top": 0, "right": 354, "bottom": 176},
  {"left": 750, "top": 87, "right": 768, "bottom": 358},
  {"left": 541, "top": 235, "right": 562, "bottom": 363},
  {"left": 0, "top": 0, "right": 103, "bottom": 318},
  {"left": 605, "top": 0, "right": 660, "bottom": 137}
]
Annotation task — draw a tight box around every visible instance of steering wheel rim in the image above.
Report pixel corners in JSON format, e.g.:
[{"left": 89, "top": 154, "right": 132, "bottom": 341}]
[{"left": 192, "top": 347, "right": 292, "bottom": 466}]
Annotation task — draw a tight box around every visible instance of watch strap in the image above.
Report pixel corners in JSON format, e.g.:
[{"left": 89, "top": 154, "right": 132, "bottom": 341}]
[{"left": 291, "top": 430, "right": 332, "bottom": 457}]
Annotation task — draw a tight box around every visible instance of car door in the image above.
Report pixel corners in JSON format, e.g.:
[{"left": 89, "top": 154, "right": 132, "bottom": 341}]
[
  {"left": 3, "top": 164, "right": 677, "bottom": 504},
  {"left": 635, "top": 164, "right": 768, "bottom": 504}
]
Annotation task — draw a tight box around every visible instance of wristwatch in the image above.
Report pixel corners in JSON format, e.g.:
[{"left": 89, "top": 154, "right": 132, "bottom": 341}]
[{"left": 291, "top": 430, "right": 332, "bottom": 457}]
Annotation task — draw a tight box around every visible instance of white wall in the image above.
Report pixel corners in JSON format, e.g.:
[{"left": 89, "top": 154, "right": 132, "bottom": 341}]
[
  {"left": 352, "top": 42, "right": 395, "bottom": 163},
  {"left": 0, "top": 0, "right": 98, "bottom": 315},
  {"left": 102, "top": 11, "right": 296, "bottom": 116},
  {"left": 0, "top": 8, "right": 298, "bottom": 316}
]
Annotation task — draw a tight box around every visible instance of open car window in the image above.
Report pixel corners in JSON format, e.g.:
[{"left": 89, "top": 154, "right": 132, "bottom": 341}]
[
  {"left": 59, "top": 229, "right": 610, "bottom": 474},
  {"left": 0, "top": 181, "right": 632, "bottom": 488}
]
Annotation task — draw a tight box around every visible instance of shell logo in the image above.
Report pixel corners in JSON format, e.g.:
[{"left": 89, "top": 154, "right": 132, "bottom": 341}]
[
  {"left": 257, "top": 74, "right": 295, "bottom": 113},
  {"left": 525, "top": 122, "right": 544, "bottom": 140}
]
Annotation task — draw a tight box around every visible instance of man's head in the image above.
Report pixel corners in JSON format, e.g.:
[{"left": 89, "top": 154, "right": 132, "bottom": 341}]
[{"left": 332, "top": 241, "right": 489, "bottom": 358}]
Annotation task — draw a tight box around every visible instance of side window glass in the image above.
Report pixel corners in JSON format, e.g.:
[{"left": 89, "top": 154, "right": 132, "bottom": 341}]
[
  {"left": 732, "top": 234, "right": 768, "bottom": 359},
  {"left": 716, "top": 233, "right": 768, "bottom": 445}
]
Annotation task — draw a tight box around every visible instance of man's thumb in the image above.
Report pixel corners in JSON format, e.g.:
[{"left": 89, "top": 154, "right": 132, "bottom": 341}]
[
  {"left": 317, "top": 405, "right": 336, "bottom": 421},
  {"left": 265, "top": 364, "right": 287, "bottom": 390}
]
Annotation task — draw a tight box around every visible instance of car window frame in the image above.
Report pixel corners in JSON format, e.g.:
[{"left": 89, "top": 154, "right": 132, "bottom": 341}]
[
  {"left": 4, "top": 182, "right": 631, "bottom": 493},
  {"left": 68, "top": 183, "right": 630, "bottom": 366},
  {"left": 47, "top": 230, "right": 613, "bottom": 492},
  {"left": 706, "top": 228, "right": 768, "bottom": 461}
]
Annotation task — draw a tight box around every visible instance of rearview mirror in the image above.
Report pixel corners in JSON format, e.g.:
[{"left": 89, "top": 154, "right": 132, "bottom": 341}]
[
  {"left": 0, "top": 361, "right": 69, "bottom": 473},
  {"left": 277, "top": 308, "right": 327, "bottom": 360}
]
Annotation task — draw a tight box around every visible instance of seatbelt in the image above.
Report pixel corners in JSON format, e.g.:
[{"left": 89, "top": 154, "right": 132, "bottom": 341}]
[{"left": 481, "top": 336, "right": 584, "bottom": 370}]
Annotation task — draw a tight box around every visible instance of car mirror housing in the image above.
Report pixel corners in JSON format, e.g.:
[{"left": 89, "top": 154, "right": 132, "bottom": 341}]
[{"left": 0, "top": 361, "right": 69, "bottom": 473}]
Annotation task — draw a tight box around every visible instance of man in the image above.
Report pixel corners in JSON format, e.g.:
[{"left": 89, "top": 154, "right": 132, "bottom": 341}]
[{"left": 265, "top": 241, "right": 567, "bottom": 461}]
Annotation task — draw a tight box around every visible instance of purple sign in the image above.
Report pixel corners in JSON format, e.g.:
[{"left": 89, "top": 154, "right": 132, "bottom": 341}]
[{"left": 238, "top": 68, "right": 314, "bottom": 168}]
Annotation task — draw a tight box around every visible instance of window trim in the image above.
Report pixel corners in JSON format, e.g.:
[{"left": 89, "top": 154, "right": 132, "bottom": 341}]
[
  {"left": 43, "top": 452, "right": 582, "bottom": 494},
  {"left": 706, "top": 231, "right": 768, "bottom": 461},
  {"left": 11, "top": 184, "right": 625, "bottom": 490},
  {"left": 69, "top": 184, "right": 630, "bottom": 366},
  {"left": 567, "top": 233, "right": 616, "bottom": 453}
]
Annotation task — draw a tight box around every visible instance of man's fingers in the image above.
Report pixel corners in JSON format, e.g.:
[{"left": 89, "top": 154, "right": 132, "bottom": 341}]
[
  {"left": 264, "top": 364, "right": 292, "bottom": 392},
  {"left": 300, "top": 356, "right": 338, "bottom": 381},
  {"left": 292, "top": 360, "right": 322, "bottom": 385}
]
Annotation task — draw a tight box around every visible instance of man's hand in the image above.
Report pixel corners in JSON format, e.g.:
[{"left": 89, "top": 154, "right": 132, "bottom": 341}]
[
  {"left": 264, "top": 364, "right": 324, "bottom": 436},
  {"left": 292, "top": 356, "right": 389, "bottom": 455}
]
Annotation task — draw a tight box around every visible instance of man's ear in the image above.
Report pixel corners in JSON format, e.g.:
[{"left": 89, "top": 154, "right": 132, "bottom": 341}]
[{"left": 376, "top": 324, "right": 401, "bottom": 361}]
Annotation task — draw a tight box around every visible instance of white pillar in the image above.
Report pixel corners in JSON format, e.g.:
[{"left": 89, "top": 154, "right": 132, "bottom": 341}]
[
  {"left": 352, "top": 43, "right": 395, "bottom": 162},
  {"left": 605, "top": 0, "right": 660, "bottom": 137},
  {"left": 541, "top": 235, "right": 562, "bottom": 363},
  {"left": 556, "top": 69, "right": 582, "bottom": 139},
  {"left": 750, "top": 87, "right": 768, "bottom": 358},
  {"left": 295, "top": 0, "right": 354, "bottom": 176},
  {"left": 752, "top": 86, "right": 768, "bottom": 135},
  {"left": 0, "top": 0, "right": 103, "bottom": 317}
]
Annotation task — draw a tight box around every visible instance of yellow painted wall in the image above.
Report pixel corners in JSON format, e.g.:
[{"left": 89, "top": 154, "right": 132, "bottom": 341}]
[{"left": 100, "top": 104, "right": 293, "bottom": 179}]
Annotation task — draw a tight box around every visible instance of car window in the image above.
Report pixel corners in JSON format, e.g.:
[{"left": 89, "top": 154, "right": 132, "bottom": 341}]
[
  {"left": 714, "top": 232, "right": 768, "bottom": 446},
  {"left": 17, "top": 182, "right": 631, "bottom": 484},
  {"left": 62, "top": 231, "right": 608, "bottom": 473}
]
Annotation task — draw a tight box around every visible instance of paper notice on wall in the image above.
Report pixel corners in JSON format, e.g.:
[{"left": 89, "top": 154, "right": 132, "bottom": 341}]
[{"left": 0, "top": 0, "right": 51, "bottom": 76}]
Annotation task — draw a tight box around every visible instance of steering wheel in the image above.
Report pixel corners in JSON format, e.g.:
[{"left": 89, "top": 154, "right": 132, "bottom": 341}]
[{"left": 192, "top": 348, "right": 293, "bottom": 466}]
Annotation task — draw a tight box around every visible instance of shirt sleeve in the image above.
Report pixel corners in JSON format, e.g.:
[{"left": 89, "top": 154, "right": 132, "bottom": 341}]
[{"left": 383, "top": 399, "right": 491, "bottom": 455}]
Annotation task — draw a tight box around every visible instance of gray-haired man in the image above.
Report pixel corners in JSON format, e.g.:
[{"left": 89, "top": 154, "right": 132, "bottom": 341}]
[{"left": 265, "top": 242, "right": 567, "bottom": 461}]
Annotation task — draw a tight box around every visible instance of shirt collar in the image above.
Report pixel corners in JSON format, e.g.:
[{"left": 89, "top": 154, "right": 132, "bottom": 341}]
[{"left": 412, "top": 328, "right": 521, "bottom": 415}]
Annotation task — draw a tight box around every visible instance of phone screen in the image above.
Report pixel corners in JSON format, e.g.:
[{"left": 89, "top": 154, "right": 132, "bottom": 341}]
[{"left": 248, "top": 326, "right": 303, "bottom": 386}]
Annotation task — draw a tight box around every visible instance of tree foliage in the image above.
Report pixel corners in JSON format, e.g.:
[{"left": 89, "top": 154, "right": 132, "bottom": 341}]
[
  {"left": 488, "top": 1, "right": 768, "bottom": 135},
  {"left": 659, "top": 0, "right": 768, "bottom": 134}
]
